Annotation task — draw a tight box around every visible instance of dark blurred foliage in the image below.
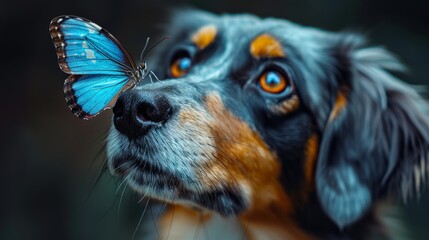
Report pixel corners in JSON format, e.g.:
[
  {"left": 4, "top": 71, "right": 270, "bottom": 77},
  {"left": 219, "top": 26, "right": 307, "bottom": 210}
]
[{"left": 0, "top": 0, "right": 428, "bottom": 239}]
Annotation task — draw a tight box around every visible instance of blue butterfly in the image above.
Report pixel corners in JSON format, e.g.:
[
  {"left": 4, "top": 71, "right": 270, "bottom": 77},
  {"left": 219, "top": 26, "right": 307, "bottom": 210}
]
[{"left": 49, "top": 15, "right": 150, "bottom": 120}]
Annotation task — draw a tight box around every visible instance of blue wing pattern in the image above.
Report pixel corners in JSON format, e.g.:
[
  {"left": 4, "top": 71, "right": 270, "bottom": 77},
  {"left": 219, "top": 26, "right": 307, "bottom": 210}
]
[
  {"left": 64, "top": 74, "right": 130, "bottom": 119},
  {"left": 49, "top": 16, "right": 140, "bottom": 119},
  {"left": 49, "top": 16, "right": 136, "bottom": 75}
]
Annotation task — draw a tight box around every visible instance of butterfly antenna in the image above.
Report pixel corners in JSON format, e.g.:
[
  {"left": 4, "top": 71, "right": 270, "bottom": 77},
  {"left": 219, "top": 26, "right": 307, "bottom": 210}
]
[
  {"left": 139, "top": 37, "right": 151, "bottom": 64},
  {"left": 141, "top": 36, "right": 170, "bottom": 61}
]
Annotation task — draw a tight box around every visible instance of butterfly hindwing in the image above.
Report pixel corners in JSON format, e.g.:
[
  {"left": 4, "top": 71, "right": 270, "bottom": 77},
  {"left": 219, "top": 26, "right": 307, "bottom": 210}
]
[
  {"left": 49, "top": 16, "right": 136, "bottom": 75},
  {"left": 64, "top": 74, "right": 130, "bottom": 119}
]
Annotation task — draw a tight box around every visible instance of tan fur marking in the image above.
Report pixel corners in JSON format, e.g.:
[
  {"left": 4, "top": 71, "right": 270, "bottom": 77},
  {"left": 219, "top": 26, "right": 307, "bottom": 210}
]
[
  {"left": 245, "top": 220, "right": 313, "bottom": 240},
  {"left": 296, "top": 133, "right": 320, "bottom": 203},
  {"left": 328, "top": 90, "right": 348, "bottom": 123},
  {"left": 250, "top": 34, "right": 285, "bottom": 59},
  {"left": 178, "top": 107, "right": 201, "bottom": 125},
  {"left": 158, "top": 205, "right": 212, "bottom": 240},
  {"left": 304, "top": 134, "right": 319, "bottom": 186},
  {"left": 201, "top": 93, "right": 284, "bottom": 192},
  {"left": 194, "top": 93, "right": 313, "bottom": 239},
  {"left": 191, "top": 25, "right": 218, "bottom": 50},
  {"left": 270, "top": 95, "right": 300, "bottom": 114}
]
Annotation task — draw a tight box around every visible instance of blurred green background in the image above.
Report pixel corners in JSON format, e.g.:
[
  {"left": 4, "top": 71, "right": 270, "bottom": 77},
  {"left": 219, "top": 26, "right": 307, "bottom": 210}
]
[{"left": 1, "top": 0, "right": 429, "bottom": 239}]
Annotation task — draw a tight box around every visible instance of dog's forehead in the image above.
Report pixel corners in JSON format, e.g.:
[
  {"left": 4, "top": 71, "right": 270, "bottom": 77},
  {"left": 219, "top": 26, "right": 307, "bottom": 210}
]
[
  {"left": 182, "top": 14, "right": 332, "bottom": 63},
  {"left": 170, "top": 10, "right": 336, "bottom": 49},
  {"left": 204, "top": 16, "right": 283, "bottom": 43}
]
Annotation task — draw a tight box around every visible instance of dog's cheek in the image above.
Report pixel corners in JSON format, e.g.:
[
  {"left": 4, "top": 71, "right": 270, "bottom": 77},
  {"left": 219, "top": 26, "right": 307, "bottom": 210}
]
[{"left": 195, "top": 92, "right": 293, "bottom": 212}]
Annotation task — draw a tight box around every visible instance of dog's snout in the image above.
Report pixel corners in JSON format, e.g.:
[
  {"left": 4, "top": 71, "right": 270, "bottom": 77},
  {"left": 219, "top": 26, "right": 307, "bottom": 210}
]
[{"left": 113, "top": 90, "right": 172, "bottom": 138}]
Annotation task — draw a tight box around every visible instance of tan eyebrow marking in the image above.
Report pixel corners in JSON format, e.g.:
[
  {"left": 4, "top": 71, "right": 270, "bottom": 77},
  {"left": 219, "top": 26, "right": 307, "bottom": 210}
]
[
  {"left": 250, "top": 34, "right": 285, "bottom": 59},
  {"left": 191, "top": 25, "right": 218, "bottom": 50}
]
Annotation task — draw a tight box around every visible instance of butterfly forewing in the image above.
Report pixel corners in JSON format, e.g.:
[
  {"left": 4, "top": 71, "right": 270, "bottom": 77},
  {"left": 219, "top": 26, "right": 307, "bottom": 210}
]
[
  {"left": 49, "top": 16, "right": 136, "bottom": 75},
  {"left": 49, "top": 15, "right": 141, "bottom": 119}
]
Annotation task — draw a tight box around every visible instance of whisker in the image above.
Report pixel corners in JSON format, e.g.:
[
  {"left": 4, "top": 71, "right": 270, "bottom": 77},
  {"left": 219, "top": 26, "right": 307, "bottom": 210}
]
[
  {"left": 192, "top": 211, "right": 204, "bottom": 240},
  {"left": 137, "top": 182, "right": 150, "bottom": 203},
  {"left": 150, "top": 199, "right": 170, "bottom": 240},
  {"left": 115, "top": 176, "right": 128, "bottom": 194},
  {"left": 156, "top": 200, "right": 169, "bottom": 221},
  {"left": 117, "top": 183, "right": 127, "bottom": 216},
  {"left": 165, "top": 204, "right": 175, "bottom": 240},
  {"left": 131, "top": 197, "right": 151, "bottom": 240},
  {"left": 86, "top": 144, "right": 108, "bottom": 201},
  {"left": 241, "top": 217, "right": 250, "bottom": 240},
  {"left": 149, "top": 199, "right": 161, "bottom": 240},
  {"left": 201, "top": 213, "right": 211, "bottom": 240},
  {"left": 85, "top": 128, "right": 110, "bottom": 200},
  {"left": 137, "top": 194, "right": 147, "bottom": 204}
]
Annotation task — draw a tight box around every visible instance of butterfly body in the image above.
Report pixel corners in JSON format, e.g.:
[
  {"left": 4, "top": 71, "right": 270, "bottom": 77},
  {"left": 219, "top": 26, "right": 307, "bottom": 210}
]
[{"left": 49, "top": 15, "right": 147, "bottom": 119}]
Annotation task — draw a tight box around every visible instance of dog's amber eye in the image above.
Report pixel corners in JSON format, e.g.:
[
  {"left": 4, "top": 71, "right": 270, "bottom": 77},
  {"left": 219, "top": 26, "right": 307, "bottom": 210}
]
[
  {"left": 170, "top": 56, "right": 192, "bottom": 78},
  {"left": 259, "top": 70, "right": 288, "bottom": 94}
]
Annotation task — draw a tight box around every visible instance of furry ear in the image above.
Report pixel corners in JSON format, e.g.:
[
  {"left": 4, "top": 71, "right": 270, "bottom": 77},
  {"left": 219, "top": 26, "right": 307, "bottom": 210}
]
[{"left": 316, "top": 34, "right": 429, "bottom": 228}]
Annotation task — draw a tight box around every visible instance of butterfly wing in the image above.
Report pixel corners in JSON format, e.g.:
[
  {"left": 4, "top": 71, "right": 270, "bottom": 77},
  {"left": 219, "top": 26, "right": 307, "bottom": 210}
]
[
  {"left": 49, "top": 16, "right": 140, "bottom": 119},
  {"left": 49, "top": 15, "right": 137, "bottom": 75},
  {"left": 64, "top": 74, "right": 133, "bottom": 119}
]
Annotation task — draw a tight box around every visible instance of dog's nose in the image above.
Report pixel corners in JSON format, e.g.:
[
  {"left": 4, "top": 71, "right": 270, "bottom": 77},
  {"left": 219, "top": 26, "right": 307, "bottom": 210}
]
[{"left": 113, "top": 90, "right": 172, "bottom": 138}]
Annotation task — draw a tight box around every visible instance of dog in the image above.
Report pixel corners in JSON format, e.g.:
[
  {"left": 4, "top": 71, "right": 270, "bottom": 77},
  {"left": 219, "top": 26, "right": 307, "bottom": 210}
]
[{"left": 106, "top": 9, "right": 429, "bottom": 240}]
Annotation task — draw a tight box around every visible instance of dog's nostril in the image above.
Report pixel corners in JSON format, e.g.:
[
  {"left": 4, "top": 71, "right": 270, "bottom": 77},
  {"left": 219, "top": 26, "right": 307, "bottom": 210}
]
[
  {"left": 136, "top": 96, "right": 171, "bottom": 123},
  {"left": 136, "top": 102, "right": 155, "bottom": 122}
]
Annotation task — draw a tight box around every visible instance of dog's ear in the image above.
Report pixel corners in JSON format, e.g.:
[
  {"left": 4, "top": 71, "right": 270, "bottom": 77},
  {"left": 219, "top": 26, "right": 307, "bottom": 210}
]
[{"left": 315, "top": 34, "right": 429, "bottom": 228}]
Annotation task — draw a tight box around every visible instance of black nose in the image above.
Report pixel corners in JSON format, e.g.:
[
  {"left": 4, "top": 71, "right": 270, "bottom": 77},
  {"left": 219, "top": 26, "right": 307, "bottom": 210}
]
[{"left": 113, "top": 90, "right": 172, "bottom": 139}]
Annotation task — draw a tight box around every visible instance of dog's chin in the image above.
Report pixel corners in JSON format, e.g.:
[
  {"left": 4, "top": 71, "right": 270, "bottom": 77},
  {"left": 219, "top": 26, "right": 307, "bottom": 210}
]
[{"left": 110, "top": 155, "right": 248, "bottom": 216}]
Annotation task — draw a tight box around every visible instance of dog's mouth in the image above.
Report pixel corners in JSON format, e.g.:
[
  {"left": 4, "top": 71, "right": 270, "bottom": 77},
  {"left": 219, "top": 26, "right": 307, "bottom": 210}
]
[
  {"left": 112, "top": 155, "right": 170, "bottom": 179},
  {"left": 109, "top": 153, "right": 247, "bottom": 215},
  {"left": 111, "top": 155, "right": 184, "bottom": 195}
]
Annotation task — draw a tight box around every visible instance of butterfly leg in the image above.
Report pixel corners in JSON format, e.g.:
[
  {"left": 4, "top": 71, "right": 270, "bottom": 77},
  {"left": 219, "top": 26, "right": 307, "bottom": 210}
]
[
  {"left": 150, "top": 71, "right": 161, "bottom": 82},
  {"left": 148, "top": 73, "right": 154, "bottom": 84}
]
